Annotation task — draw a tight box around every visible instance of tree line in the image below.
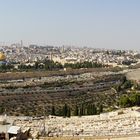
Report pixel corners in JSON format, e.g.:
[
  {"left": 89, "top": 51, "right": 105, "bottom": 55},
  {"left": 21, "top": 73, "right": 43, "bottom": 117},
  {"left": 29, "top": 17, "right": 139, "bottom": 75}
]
[
  {"left": 119, "top": 92, "right": 140, "bottom": 107},
  {"left": 64, "top": 61, "right": 105, "bottom": 69},
  {"left": 0, "top": 60, "right": 105, "bottom": 72},
  {"left": 51, "top": 103, "right": 103, "bottom": 117}
]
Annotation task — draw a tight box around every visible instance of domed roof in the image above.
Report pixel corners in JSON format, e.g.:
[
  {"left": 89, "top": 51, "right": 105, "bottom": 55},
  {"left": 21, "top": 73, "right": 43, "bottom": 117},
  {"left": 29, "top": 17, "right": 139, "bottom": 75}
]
[{"left": 0, "top": 52, "right": 6, "bottom": 61}]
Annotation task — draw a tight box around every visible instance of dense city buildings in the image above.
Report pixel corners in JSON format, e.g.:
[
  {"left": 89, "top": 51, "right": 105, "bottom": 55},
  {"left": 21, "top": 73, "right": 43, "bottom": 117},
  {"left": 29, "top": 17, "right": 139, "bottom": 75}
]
[{"left": 0, "top": 44, "right": 139, "bottom": 68}]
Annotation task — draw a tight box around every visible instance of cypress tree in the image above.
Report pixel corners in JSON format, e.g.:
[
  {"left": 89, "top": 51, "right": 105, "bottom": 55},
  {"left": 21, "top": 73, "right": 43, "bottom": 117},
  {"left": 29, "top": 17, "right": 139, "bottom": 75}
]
[
  {"left": 92, "top": 104, "right": 97, "bottom": 115},
  {"left": 63, "top": 104, "right": 68, "bottom": 117},
  {"left": 67, "top": 107, "right": 71, "bottom": 118},
  {"left": 51, "top": 106, "right": 55, "bottom": 116},
  {"left": 0, "top": 106, "right": 4, "bottom": 114},
  {"left": 87, "top": 104, "right": 92, "bottom": 115},
  {"left": 79, "top": 104, "right": 84, "bottom": 116},
  {"left": 99, "top": 104, "right": 103, "bottom": 114},
  {"left": 74, "top": 105, "right": 79, "bottom": 116}
]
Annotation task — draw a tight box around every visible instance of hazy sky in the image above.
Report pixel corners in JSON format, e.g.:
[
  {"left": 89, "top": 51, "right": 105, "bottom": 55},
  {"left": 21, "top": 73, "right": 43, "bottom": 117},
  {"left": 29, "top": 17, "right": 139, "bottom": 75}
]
[{"left": 0, "top": 0, "right": 140, "bottom": 50}]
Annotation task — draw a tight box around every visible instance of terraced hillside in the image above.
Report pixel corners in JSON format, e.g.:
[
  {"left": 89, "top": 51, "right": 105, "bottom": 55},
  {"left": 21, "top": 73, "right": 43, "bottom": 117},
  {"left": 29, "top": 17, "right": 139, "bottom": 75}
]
[{"left": 0, "top": 73, "right": 124, "bottom": 116}]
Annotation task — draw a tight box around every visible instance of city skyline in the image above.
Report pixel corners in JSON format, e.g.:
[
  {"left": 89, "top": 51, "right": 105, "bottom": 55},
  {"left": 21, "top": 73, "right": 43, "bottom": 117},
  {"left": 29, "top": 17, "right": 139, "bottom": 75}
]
[{"left": 0, "top": 0, "right": 140, "bottom": 50}]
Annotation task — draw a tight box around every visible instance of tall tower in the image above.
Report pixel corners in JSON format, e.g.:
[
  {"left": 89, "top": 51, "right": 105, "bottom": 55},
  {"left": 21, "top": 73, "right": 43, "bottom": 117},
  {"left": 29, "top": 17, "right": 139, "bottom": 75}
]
[
  {"left": 21, "top": 40, "right": 23, "bottom": 47},
  {"left": 61, "top": 45, "right": 65, "bottom": 53}
]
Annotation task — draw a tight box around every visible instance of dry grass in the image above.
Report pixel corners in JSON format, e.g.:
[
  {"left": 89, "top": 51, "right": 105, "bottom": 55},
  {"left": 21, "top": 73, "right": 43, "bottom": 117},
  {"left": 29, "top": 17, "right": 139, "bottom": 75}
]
[
  {"left": 126, "top": 68, "right": 140, "bottom": 81},
  {"left": 0, "top": 67, "right": 115, "bottom": 80}
]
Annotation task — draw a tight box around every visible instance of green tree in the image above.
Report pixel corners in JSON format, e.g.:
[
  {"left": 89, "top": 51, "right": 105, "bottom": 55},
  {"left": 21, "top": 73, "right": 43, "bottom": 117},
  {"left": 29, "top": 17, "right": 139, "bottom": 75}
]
[
  {"left": 122, "top": 80, "right": 132, "bottom": 89},
  {"left": 0, "top": 106, "right": 4, "bottom": 114},
  {"left": 134, "top": 94, "right": 140, "bottom": 106},
  {"left": 67, "top": 107, "right": 71, "bottom": 117},
  {"left": 87, "top": 104, "right": 92, "bottom": 115},
  {"left": 79, "top": 104, "right": 84, "bottom": 116},
  {"left": 74, "top": 105, "right": 79, "bottom": 116},
  {"left": 99, "top": 104, "right": 103, "bottom": 114},
  {"left": 63, "top": 104, "right": 68, "bottom": 117},
  {"left": 119, "top": 95, "right": 132, "bottom": 107},
  {"left": 122, "top": 76, "right": 127, "bottom": 84},
  {"left": 130, "top": 93, "right": 140, "bottom": 106},
  {"left": 92, "top": 104, "right": 97, "bottom": 115},
  {"left": 51, "top": 106, "right": 55, "bottom": 116}
]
